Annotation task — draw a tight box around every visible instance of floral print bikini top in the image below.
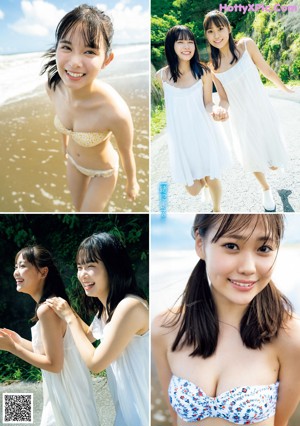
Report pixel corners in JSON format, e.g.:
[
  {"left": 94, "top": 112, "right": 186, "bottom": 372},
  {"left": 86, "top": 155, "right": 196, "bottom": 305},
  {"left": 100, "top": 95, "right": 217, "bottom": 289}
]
[{"left": 169, "top": 375, "right": 279, "bottom": 424}]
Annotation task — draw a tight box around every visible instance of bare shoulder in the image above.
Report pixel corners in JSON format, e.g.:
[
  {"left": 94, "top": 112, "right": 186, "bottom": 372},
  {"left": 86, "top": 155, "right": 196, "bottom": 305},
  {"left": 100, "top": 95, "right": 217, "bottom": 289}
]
[
  {"left": 156, "top": 65, "right": 169, "bottom": 81},
  {"left": 116, "top": 295, "right": 148, "bottom": 315},
  {"left": 37, "top": 303, "right": 60, "bottom": 321},
  {"left": 237, "top": 37, "right": 258, "bottom": 53},
  {"left": 236, "top": 37, "right": 253, "bottom": 47},
  {"left": 97, "top": 81, "right": 132, "bottom": 128},
  {"left": 152, "top": 308, "right": 180, "bottom": 340},
  {"left": 277, "top": 315, "right": 300, "bottom": 353}
]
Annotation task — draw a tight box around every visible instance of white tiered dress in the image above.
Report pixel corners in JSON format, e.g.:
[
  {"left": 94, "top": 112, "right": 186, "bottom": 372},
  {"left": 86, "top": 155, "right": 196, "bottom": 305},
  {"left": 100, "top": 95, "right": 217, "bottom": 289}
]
[
  {"left": 31, "top": 322, "right": 100, "bottom": 426},
  {"left": 214, "top": 40, "right": 288, "bottom": 172},
  {"left": 90, "top": 298, "right": 149, "bottom": 426},
  {"left": 161, "top": 70, "right": 232, "bottom": 186}
]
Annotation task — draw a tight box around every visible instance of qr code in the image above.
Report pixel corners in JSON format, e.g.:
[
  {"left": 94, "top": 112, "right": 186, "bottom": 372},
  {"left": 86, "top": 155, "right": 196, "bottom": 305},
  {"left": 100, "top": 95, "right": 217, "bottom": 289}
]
[{"left": 3, "top": 393, "right": 33, "bottom": 424}]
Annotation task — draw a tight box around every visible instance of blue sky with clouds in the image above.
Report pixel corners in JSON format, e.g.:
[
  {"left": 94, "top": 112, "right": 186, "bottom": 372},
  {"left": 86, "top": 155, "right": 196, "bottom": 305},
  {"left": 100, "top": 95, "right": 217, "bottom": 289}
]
[{"left": 0, "top": 0, "right": 149, "bottom": 54}]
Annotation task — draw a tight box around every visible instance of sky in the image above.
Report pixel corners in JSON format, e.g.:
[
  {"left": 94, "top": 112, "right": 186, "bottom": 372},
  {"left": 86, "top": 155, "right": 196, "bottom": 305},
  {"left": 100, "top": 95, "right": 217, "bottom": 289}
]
[
  {"left": 151, "top": 213, "right": 300, "bottom": 250},
  {"left": 0, "top": 0, "right": 149, "bottom": 54}
]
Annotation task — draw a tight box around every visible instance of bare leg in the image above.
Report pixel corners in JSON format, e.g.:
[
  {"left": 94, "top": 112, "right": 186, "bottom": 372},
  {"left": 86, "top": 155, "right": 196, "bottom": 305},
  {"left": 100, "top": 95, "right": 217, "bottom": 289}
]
[
  {"left": 206, "top": 177, "right": 222, "bottom": 212},
  {"left": 66, "top": 159, "right": 90, "bottom": 211},
  {"left": 185, "top": 179, "right": 206, "bottom": 196},
  {"left": 253, "top": 172, "right": 269, "bottom": 190},
  {"left": 80, "top": 169, "right": 118, "bottom": 212}
]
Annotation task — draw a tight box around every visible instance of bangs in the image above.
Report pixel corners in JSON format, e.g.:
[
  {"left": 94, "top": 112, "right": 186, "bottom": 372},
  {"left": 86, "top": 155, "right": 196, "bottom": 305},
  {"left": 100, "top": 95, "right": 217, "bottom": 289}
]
[
  {"left": 15, "top": 247, "right": 34, "bottom": 264},
  {"left": 176, "top": 27, "right": 194, "bottom": 41},
  {"left": 76, "top": 246, "right": 102, "bottom": 265},
  {"left": 59, "top": 21, "right": 102, "bottom": 49},
  {"left": 204, "top": 13, "right": 230, "bottom": 31},
  {"left": 211, "top": 214, "right": 284, "bottom": 246}
]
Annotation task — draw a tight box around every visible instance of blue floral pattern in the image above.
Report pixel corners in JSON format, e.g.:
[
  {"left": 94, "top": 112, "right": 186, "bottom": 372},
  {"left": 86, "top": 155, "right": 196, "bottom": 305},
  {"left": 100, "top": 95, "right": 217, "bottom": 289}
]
[{"left": 168, "top": 374, "right": 279, "bottom": 424}]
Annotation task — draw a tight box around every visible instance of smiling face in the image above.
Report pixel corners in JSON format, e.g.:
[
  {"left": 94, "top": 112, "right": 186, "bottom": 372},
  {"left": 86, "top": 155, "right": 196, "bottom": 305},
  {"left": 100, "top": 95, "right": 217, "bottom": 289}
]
[
  {"left": 196, "top": 218, "right": 279, "bottom": 307},
  {"left": 205, "top": 22, "right": 230, "bottom": 50},
  {"left": 13, "top": 254, "right": 45, "bottom": 299},
  {"left": 174, "top": 38, "right": 195, "bottom": 62},
  {"left": 77, "top": 260, "right": 109, "bottom": 300},
  {"left": 55, "top": 24, "right": 113, "bottom": 90}
]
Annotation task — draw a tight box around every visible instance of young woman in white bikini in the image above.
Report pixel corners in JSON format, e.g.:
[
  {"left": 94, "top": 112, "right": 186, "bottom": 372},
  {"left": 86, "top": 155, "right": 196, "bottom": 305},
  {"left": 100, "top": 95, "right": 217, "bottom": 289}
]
[
  {"left": 42, "top": 4, "right": 139, "bottom": 212},
  {"left": 152, "top": 214, "right": 300, "bottom": 426}
]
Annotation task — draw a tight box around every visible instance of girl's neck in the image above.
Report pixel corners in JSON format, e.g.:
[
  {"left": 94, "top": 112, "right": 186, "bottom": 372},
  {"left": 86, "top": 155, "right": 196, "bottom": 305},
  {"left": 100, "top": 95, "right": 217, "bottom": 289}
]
[
  {"left": 178, "top": 60, "right": 192, "bottom": 75},
  {"left": 211, "top": 287, "right": 248, "bottom": 328},
  {"left": 64, "top": 80, "right": 98, "bottom": 103},
  {"left": 218, "top": 42, "right": 231, "bottom": 59}
]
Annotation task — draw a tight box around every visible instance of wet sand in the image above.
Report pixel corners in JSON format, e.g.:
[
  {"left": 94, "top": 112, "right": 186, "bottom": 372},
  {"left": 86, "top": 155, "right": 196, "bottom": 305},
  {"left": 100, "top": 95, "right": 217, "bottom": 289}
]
[{"left": 0, "top": 48, "right": 149, "bottom": 212}]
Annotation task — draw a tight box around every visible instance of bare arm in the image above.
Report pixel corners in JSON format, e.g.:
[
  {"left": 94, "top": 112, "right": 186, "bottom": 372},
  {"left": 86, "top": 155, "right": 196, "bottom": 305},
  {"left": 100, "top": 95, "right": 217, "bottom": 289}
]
[
  {"left": 0, "top": 305, "right": 64, "bottom": 373},
  {"left": 1, "top": 328, "right": 33, "bottom": 351},
  {"left": 47, "top": 297, "right": 148, "bottom": 373},
  {"left": 275, "top": 318, "right": 300, "bottom": 425},
  {"left": 245, "top": 38, "right": 294, "bottom": 93},
  {"left": 112, "top": 105, "right": 140, "bottom": 201},
  {"left": 152, "top": 313, "right": 177, "bottom": 426},
  {"left": 211, "top": 72, "right": 230, "bottom": 112},
  {"left": 61, "top": 134, "right": 69, "bottom": 157},
  {"left": 202, "top": 70, "right": 228, "bottom": 121}
]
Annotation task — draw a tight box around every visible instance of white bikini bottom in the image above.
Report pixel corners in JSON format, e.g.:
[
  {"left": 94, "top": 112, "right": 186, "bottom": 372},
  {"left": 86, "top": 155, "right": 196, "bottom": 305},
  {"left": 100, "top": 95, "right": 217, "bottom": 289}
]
[{"left": 67, "top": 151, "right": 119, "bottom": 178}]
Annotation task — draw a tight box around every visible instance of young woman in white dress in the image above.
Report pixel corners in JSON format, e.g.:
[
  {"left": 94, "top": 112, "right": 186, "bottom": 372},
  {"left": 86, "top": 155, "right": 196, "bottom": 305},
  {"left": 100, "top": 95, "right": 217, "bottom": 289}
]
[
  {"left": 204, "top": 10, "right": 294, "bottom": 212},
  {"left": 156, "top": 25, "right": 232, "bottom": 212},
  {"left": 46, "top": 232, "right": 149, "bottom": 426},
  {"left": 0, "top": 246, "right": 99, "bottom": 426}
]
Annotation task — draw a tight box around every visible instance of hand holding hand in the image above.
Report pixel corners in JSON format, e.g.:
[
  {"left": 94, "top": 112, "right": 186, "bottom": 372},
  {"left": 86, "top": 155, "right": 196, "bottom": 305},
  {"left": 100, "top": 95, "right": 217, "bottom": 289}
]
[
  {"left": 46, "top": 297, "right": 74, "bottom": 323},
  {"left": 211, "top": 105, "right": 229, "bottom": 121}
]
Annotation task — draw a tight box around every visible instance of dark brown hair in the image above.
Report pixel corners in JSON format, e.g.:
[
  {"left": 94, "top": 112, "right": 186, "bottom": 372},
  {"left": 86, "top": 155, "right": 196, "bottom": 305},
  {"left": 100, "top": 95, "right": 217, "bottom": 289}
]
[
  {"left": 15, "top": 245, "right": 69, "bottom": 321},
  {"left": 41, "top": 4, "right": 114, "bottom": 90},
  {"left": 76, "top": 232, "right": 146, "bottom": 323},
  {"left": 167, "top": 214, "right": 293, "bottom": 358},
  {"left": 203, "top": 10, "right": 240, "bottom": 71},
  {"left": 165, "top": 25, "right": 209, "bottom": 83}
]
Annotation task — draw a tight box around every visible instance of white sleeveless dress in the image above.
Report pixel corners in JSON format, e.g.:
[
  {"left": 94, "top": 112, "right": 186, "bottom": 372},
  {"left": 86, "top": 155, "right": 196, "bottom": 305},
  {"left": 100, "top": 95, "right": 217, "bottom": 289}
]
[
  {"left": 90, "top": 298, "right": 149, "bottom": 426},
  {"left": 214, "top": 40, "right": 288, "bottom": 172},
  {"left": 161, "top": 70, "right": 232, "bottom": 186},
  {"left": 31, "top": 321, "right": 100, "bottom": 426}
]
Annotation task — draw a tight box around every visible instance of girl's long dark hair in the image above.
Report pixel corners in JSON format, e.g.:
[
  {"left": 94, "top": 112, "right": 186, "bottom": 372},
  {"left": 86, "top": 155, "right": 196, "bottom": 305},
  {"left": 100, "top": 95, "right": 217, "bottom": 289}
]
[
  {"left": 166, "top": 214, "right": 293, "bottom": 358},
  {"left": 76, "top": 232, "right": 146, "bottom": 323},
  {"left": 16, "top": 246, "right": 69, "bottom": 322},
  {"left": 203, "top": 10, "right": 240, "bottom": 71},
  {"left": 40, "top": 4, "right": 114, "bottom": 90},
  {"left": 165, "top": 25, "right": 209, "bottom": 83}
]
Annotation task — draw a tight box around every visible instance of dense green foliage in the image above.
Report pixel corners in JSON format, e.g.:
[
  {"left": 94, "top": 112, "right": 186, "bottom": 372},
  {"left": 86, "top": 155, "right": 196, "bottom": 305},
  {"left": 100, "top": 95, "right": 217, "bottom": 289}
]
[
  {"left": 151, "top": 0, "right": 300, "bottom": 112},
  {"left": 0, "top": 214, "right": 149, "bottom": 382}
]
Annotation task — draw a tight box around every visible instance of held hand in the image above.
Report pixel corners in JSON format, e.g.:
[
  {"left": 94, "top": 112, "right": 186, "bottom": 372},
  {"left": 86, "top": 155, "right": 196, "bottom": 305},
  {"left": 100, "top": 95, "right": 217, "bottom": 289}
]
[
  {"left": 211, "top": 105, "right": 229, "bottom": 121},
  {"left": 46, "top": 297, "right": 74, "bottom": 323},
  {"left": 126, "top": 181, "right": 140, "bottom": 201},
  {"left": 0, "top": 329, "right": 15, "bottom": 352}
]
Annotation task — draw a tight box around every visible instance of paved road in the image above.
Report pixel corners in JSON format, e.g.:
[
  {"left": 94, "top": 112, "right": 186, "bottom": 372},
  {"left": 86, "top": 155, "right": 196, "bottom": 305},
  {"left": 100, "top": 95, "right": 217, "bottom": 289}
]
[
  {"left": 0, "top": 377, "right": 115, "bottom": 425},
  {"left": 151, "top": 87, "right": 300, "bottom": 213}
]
